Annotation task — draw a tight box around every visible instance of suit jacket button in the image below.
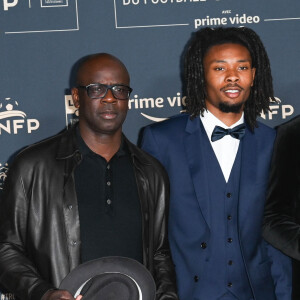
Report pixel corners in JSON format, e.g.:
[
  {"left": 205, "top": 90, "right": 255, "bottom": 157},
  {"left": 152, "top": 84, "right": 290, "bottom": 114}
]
[
  {"left": 200, "top": 242, "right": 207, "bottom": 249},
  {"left": 194, "top": 275, "right": 199, "bottom": 282}
]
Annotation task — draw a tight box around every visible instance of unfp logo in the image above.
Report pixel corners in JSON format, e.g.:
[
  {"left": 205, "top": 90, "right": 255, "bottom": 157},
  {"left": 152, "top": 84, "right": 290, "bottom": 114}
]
[
  {"left": 0, "top": 292, "right": 16, "bottom": 300},
  {"left": 0, "top": 98, "right": 40, "bottom": 134},
  {"left": 0, "top": 163, "right": 9, "bottom": 190},
  {"left": 260, "top": 97, "right": 294, "bottom": 120}
]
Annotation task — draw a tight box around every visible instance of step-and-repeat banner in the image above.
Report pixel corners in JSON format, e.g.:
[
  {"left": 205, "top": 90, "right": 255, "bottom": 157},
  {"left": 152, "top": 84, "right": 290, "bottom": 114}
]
[{"left": 1, "top": 0, "right": 300, "bottom": 298}]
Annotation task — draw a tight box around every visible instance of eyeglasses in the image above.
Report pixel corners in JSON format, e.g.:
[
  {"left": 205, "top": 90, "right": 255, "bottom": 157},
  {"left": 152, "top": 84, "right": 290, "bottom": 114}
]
[{"left": 77, "top": 83, "right": 132, "bottom": 100}]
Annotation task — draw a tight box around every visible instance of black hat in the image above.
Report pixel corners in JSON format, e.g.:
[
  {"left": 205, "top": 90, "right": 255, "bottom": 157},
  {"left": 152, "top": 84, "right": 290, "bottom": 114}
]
[{"left": 59, "top": 256, "right": 156, "bottom": 300}]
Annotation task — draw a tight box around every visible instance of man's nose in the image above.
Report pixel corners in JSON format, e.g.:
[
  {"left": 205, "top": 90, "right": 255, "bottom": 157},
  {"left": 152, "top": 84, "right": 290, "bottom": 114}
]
[
  {"left": 100, "top": 88, "right": 117, "bottom": 103},
  {"left": 225, "top": 69, "right": 239, "bottom": 82}
]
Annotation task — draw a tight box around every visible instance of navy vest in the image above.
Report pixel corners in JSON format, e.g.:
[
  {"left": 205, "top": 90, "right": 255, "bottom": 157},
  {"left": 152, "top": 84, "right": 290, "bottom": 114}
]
[{"left": 198, "top": 127, "right": 254, "bottom": 300}]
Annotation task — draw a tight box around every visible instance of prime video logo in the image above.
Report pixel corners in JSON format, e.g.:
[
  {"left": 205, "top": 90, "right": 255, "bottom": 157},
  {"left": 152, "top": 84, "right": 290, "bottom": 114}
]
[{"left": 3, "top": 0, "right": 68, "bottom": 10}]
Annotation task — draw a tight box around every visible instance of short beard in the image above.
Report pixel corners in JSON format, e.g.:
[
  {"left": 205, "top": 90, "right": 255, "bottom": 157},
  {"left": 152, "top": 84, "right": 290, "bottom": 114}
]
[{"left": 219, "top": 102, "right": 243, "bottom": 113}]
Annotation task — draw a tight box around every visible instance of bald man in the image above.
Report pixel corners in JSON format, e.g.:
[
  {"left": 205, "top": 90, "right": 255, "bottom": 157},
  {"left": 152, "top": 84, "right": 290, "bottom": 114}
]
[{"left": 0, "top": 53, "right": 178, "bottom": 300}]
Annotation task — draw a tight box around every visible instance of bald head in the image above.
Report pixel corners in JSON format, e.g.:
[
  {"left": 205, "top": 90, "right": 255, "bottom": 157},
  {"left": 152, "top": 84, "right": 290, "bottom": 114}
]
[
  {"left": 71, "top": 53, "right": 131, "bottom": 146},
  {"left": 75, "top": 53, "right": 130, "bottom": 87}
]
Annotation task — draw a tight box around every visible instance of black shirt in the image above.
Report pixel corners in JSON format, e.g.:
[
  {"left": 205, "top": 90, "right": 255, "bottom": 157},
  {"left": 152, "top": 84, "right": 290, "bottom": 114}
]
[{"left": 74, "top": 129, "right": 143, "bottom": 263}]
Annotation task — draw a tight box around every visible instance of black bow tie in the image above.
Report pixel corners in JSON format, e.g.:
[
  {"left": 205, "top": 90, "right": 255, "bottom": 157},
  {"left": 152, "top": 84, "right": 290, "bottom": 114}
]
[{"left": 211, "top": 124, "right": 246, "bottom": 142}]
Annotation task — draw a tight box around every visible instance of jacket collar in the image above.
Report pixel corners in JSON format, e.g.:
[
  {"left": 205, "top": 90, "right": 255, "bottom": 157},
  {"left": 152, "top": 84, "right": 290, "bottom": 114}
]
[
  {"left": 184, "top": 116, "right": 257, "bottom": 227},
  {"left": 55, "top": 124, "right": 150, "bottom": 166},
  {"left": 56, "top": 124, "right": 80, "bottom": 160},
  {"left": 123, "top": 135, "right": 151, "bottom": 166}
]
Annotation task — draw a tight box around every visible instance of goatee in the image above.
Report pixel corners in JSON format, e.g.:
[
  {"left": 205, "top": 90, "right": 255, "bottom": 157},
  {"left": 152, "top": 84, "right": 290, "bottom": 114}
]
[{"left": 219, "top": 102, "right": 243, "bottom": 113}]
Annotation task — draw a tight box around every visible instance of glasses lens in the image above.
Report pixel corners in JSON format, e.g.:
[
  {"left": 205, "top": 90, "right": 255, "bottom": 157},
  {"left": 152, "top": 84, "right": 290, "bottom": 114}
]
[
  {"left": 112, "top": 85, "right": 131, "bottom": 100},
  {"left": 87, "top": 84, "right": 107, "bottom": 99},
  {"left": 84, "top": 84, "right": 131, "bottom": 100}
]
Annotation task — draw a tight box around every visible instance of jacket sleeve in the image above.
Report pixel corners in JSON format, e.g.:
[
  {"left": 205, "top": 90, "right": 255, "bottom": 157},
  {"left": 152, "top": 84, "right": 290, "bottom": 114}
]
[
  {"left": 0, "top": 162, "right": 54, "bottom": 300},
  {"left": 140, "top": 128, "right": 178, "bottom": 300},
  {"left": 265, "top": 240, "right": 292, "bottom": 299},
  {"left": 152, "top": 165, "right": 178, "bottom": 300},
  {"left": 263, "top": 122, "right": 300, "bottom": 261}
]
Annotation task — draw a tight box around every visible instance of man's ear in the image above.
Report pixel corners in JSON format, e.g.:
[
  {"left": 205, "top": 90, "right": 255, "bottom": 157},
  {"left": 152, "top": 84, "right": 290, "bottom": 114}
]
[{"left": 71, "top": 87, "right": 80, "bottom": 108}]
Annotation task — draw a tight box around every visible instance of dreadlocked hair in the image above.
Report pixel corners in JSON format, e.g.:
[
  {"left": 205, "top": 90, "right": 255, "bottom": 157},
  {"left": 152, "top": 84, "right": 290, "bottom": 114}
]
[{"left": 184, "top": 27, "right": 274, "bottom": 131}]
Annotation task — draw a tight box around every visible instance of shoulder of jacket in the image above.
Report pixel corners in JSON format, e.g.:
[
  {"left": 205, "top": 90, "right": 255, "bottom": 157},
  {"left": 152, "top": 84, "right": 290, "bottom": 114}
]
[
  {"left": 13, "top": 129, "right": 68, "bottom": 166},
  {"left": 277, "top": 115, "right": 300, "bottom": 134},
  {"left": 254, "top": 121, "right": 276, "bottom": 137},
  {"left": 146, "top": 113, "right": 189, "bottom": 129},
  {"left": 126, "top": 139, "right": 168, "bottom": 175}
]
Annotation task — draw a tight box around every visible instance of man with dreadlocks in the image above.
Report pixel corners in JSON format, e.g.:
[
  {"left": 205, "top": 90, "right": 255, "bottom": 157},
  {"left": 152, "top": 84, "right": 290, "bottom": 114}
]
[{"left": 141, "top": 27, "right": 291, "bottom": 300}]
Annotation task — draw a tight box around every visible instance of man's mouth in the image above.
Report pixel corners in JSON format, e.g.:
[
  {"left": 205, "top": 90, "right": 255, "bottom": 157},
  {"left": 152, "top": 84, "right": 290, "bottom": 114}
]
[
  {"left": 222, "top": 85, "right": 243, "bottom": 98},
  {"left": 100, "top": 111, "right": 117, "bottom": 119},
  {"left": 225, "top": 89, "right": 240, "bottom": 97}
]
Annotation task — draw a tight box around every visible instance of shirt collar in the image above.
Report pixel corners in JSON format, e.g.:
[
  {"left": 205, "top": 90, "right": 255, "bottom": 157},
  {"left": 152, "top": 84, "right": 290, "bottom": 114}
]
[
  {"left": 75, "top": 126, "right": 127, "bottom": 158},
  {"left": 200, "top": 109, "right": 244, "bottom": 140}
]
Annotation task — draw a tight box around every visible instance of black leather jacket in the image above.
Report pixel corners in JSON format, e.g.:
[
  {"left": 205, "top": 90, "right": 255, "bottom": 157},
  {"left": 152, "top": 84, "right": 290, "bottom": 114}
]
[{"left": 0, "top": 126, "right": 178, "bottom": 300}]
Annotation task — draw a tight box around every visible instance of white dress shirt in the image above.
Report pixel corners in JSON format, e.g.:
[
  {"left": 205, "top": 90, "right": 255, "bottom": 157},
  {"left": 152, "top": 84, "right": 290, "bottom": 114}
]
[{"left": 200, "top": 110, "right": 244, "bottom": 182}]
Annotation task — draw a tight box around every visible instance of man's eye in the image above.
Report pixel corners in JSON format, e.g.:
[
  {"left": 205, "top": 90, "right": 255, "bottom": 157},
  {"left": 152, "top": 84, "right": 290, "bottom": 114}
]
[
  {"left": 215, "top": 67, "right": 224, "bottom": 71},
  {"left": 91, "top": 86, "right": 104, "bottom": 93},
  {"left": 114, "top": 86, "right": 129, "bottom": 93},
  {"left": 239, "top": 66, "right": 248, "bottom": 70},
  {"left": 114, "top": 87, "right": 123, "bottom": 92}
]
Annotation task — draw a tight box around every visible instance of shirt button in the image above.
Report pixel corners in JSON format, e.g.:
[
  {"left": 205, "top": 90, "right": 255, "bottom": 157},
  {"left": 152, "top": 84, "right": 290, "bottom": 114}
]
[
  {"left": 228, "top": 282, "right": 233, "bottom": 287},
  {"left": 200, "top": 242, "right": 207, "bottom": 249},
  {"left": 227, "top": 238, "right": 233, "bottom": 243},
  {"left": 107, "top": 199, "right": 112, "bottom": 205},
  {"left": 68, "top": 205, "right": 73, "bottom": 210},
  {"left": 75, "top": 152, "right": 81, "bottom": 162},
  {"left": 227, "top": 215, "right": 232, "bottom": 220},
  {"left": 71, "top": 240, "right": 77, "bottom": 246},
  {"left": 107, "top": 181, "right": 111, "bottom": 186},
  {"left": 107, "top": 164, "right": 110, "bottom": 169},
  {"left": 194, "top": 275, "right": 199, "bottom": 282},
  {"left": 226, "top": 193, "right": 232, "bottom": 198},
  {"left": 228, "top": 260, "right": 233, "bottom": 265}
]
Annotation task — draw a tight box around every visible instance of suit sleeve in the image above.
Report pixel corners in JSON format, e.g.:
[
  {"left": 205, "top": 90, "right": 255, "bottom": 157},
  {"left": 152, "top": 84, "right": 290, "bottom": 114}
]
[
  {"left": 263, "top": 124, "right": 300, "bottom": 260},
  {"left": 141, "top": 127, "right": 178, "bottom": 300},
  {"left": 153, "top": 166, "right": 178, "bottom": 300},
  {"left": 265, "top": 240, "right": 292, "bottom": 299}
]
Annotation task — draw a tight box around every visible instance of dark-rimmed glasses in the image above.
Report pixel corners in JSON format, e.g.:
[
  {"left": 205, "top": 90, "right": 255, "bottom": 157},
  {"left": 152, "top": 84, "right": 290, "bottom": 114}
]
[{"left": 77, "top": 83, "right": 132, "bottom": 100}]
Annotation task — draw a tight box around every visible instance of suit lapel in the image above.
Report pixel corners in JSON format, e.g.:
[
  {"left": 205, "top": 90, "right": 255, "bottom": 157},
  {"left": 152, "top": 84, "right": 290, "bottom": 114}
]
[
  {"left": 183, "top": 118, "right": 258, "bottom": 227},
  {"left": 184, "top": 117, "right": 211, "bottom": 227}
]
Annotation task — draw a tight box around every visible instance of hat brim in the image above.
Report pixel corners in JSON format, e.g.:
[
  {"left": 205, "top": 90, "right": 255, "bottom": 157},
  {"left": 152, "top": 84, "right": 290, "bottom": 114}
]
[{"left": 59, "top": 256, "right": 156, "bottom": 300}]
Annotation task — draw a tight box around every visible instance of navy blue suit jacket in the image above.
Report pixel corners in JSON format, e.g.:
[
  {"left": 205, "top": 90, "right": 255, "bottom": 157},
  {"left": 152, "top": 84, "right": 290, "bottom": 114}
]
[{"left": 142, "top": 114, "right": 291, "bottom": 300}]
